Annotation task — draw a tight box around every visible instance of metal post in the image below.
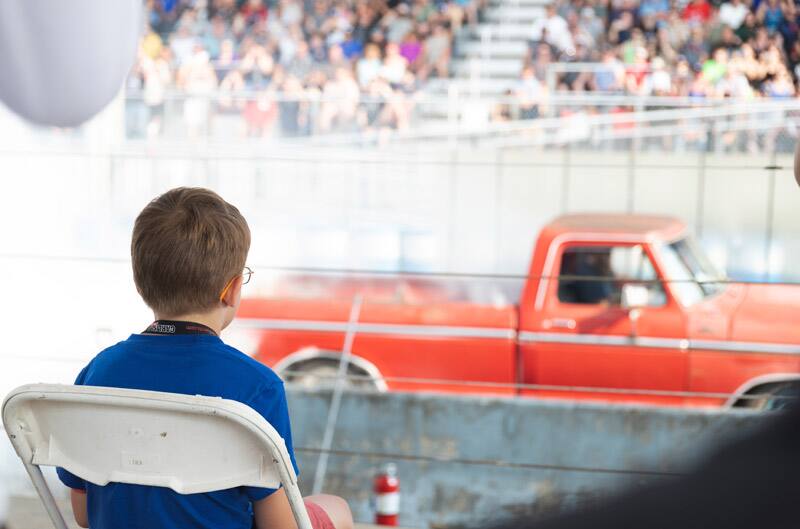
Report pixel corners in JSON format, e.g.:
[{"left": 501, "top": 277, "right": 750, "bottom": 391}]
[
  {"left": 695, "top": 123, "right": 709, "bottom": 238},
  {"left": 311, "top": 294, "right": 363, "bottom": 495},
  {"left": 23, "top": 461, "right": 69, "bottom": 529},
  {"left": 561, "top": 144, "right": 571, "bottom": 214},
  {"left": 481, "top": 25, "right": 491, "bottom": 62},
  {"left": 447, "top": 149, "right": 459, "bottom": 270},
  {"left": 447, "top": 85, "right": 459, "bottom": 150},
  {"left": 764, "top": 151, "right": 778, "bottom": 282},
  {"left": 633, "top": 101, "right": 644, "bottom": 153},
  {"left": 494, "top": 147, "right": 505, "bottom": 271},
  {"left": 546, "top": 67, "right": 557, "bottom": 118},
  {"left": 469, "top": 57, "right": 480, "bottom": 98},
  {"left": 626, "top": 136, "right": 636, "bottom": 213}
]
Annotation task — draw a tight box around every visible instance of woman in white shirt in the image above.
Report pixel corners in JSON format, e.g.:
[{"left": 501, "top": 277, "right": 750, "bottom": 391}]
[{"left": 719, "top": 0, "right": 750, "bottom": 30}]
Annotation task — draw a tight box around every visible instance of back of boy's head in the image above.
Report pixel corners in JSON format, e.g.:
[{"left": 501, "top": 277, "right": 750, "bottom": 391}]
[{"left": 132, "top": 187, "right": 251, "bottom": 316}]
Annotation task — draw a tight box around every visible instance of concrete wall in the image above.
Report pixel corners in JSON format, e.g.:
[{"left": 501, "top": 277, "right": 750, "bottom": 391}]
[
  {"left": 1, "top": 144, "right": 796, "bottom": 282},
  {"left": 287, "top": 389, "right": 765, "bottom": 529},
  {"left": 0, "top": 386, "right": 770, "bottom": 528}
]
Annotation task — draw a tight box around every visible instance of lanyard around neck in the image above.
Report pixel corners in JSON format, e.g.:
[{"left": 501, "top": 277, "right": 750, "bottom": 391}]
[{"left": 142, "top": 320, "right": 218, "bottom": 337}]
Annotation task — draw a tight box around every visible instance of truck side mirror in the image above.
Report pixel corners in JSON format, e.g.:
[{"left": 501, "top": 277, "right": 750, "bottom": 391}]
[
  {"left": 621, "top": 284, "right": 649, "bottom": 338},
  {"left": 621, "top": 284, "right": 650, "bottom": 310}
]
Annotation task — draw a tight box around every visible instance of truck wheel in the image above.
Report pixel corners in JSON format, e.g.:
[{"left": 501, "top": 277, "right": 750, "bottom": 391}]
[
  {"left": 738, "top": 382, "right": 800, "bottom": 411},
  {"left": 281, "top": 359, "right": 381, "bottom": 391},
  {"left": 760, "top": 383, "right": 800, "bottom": 411}
]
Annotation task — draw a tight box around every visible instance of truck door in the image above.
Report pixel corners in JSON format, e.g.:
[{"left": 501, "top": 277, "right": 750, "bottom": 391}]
[{"left": 519, "top": 243, "right": 689, "bottom": 405}]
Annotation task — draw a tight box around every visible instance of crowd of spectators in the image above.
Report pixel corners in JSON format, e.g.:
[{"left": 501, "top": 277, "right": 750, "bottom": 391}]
[
  {"left": 511, "top": 0, "right": 800, "bottom": 115},
  {"left": 127, "top": 0, "right": 482, "bottom": 139},
  {"left": 485, "top": 0, "right": 800, "bottom": 151},
  {"left": 127, "top": 0, "right": 800, "bottom": 146}
]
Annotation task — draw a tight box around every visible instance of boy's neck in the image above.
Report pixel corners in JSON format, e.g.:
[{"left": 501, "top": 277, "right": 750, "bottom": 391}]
[{"left": 152, "top": 311, "right": 226, "bottom": 336}]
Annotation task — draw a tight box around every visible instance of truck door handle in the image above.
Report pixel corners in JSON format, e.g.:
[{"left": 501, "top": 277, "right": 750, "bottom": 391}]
[{"left": 545, "top": 318, "right": 576, "bottom": 330}]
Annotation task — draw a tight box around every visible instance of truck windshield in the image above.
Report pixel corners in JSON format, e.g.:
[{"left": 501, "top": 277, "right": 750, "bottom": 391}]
[{"left": 654, "top": 237, "right": 725, "bottom": 306}]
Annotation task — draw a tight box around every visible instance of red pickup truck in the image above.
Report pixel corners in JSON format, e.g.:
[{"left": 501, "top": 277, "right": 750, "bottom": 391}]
[{"left": 231, "top": 214, "right": 800, "bottom": 408}]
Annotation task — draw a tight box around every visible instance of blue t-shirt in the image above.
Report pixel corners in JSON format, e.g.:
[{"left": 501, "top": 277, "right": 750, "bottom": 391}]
[{"left": 56, "top": 333, "right": 299, "bottom": 529}]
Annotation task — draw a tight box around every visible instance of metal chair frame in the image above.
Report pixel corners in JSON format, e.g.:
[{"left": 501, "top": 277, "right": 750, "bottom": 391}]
[{"left": 2, "top": 383, "right": 312, "bottom": 529}]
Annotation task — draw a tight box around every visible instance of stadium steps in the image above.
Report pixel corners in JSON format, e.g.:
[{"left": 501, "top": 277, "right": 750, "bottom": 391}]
[
  {"left": 487, "top": 0, "right": 550, "bottom": 7},
  {"left": 457, "top": 40, "right": 529, "bottom": 59},
  {"left": 418, "top": 0, "right": 545, "bottom": 114},
  {"left": 484, "top": 6, "right": 545, "bottom": 23},
  {"left": 462, "top": 22, "right": 536, "bottom": 41},
  {"left": 451, "top": 58, "right": 524, "bottom": 78}
]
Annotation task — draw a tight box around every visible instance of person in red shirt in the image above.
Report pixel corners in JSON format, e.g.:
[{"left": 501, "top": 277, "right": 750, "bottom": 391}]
[
  {"left": 682, "top": 0, "right": 712, "bottom": 24},
  {"left": 240, "top": 0, "right": 268, "bottom": 26}
]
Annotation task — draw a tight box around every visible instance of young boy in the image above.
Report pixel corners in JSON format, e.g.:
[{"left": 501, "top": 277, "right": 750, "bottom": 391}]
[{"left": 57, "top": 187, "right": 353, "bottom": 529}]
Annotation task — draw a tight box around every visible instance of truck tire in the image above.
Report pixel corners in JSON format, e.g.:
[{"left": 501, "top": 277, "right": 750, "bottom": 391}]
[
  {"left": 280, "top": 359, "right": 381, "bottom": 391},
  {"left": 737, "top": 382, "right": 800, "bottom": 411},
  {"left": 761, "top": 383, "right": 800, "bottom": 411}
]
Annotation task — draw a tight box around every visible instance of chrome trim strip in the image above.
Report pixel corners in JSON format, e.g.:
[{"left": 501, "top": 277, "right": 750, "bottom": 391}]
[
  {"left": 638, "top": 337, "right": 691, "bottom": 350},
  {"left": 689, "top": 339, "right": 800, "bottom": 355},
  {"left": 519, "top": 331, "right": 688, "bottom": 350},
  {"left": 518, "top": 331, "right": 800, "bottom": 355},
  {"left": 236, "top": 319, "right": 797, "bottom": 354},
  {"left": 236, "top": 318, "right": 517, "bottom": 340}
]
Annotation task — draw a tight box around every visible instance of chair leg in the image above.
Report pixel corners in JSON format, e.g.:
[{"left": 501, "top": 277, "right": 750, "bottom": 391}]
[
  {"left": 22, "top": 462, "right": 69, "bottom": 529},
  {"left": 284, "top": 482, "right": 313, "bottom": 529}
]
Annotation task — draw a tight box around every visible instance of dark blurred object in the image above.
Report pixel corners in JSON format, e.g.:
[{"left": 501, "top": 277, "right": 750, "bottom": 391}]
[
  {"left": 795, "top": 138, "right": 800, "bottom": 187},
  {"left": 488, "top": 403, "right": 800, "bottom": 529}
]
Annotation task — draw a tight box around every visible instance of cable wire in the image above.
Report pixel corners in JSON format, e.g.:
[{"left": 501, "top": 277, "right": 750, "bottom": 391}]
[
  {"left": 1, "top": 253, "right": 797, "bottom": 286},
  {"left": 279, "top": 371, "right": 798, "bottom": 402},
  {"left": 294, "top": 446, "right": 685, "bottom": 477},
  {"left": 0, "top": 147, "right": 792, "bottom": 172}
]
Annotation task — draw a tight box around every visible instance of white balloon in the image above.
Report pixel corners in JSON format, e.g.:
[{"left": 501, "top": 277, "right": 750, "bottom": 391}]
[{"left": 0, "top": 0, "right": 141, "bottom": 127}]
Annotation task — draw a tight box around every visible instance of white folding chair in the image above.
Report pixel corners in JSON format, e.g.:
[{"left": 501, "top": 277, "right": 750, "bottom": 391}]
[{"left": 1, "top": 383, "right": 312, "bottom": 529}]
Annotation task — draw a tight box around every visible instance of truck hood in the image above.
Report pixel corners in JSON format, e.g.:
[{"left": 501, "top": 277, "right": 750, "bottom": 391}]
[{"left": 730, "top": 284, "right": 800, "bottom": 345}]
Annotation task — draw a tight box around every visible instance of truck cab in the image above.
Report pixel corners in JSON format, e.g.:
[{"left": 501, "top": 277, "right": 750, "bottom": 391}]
[{"left": 518, "top": 214, "right": 800, "bottom": 406}]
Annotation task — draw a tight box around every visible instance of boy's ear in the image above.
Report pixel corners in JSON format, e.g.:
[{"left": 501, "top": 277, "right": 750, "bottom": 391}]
[{"left": 221, "top": 275, "right": 244, "bottom": 308}]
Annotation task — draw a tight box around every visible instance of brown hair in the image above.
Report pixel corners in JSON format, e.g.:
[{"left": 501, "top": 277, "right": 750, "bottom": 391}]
[{"left": 131, "top": 187, "right": 251, "bottom": 316}]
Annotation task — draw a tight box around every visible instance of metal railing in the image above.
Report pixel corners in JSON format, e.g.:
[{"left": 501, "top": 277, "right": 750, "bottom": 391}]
[{"left": 118, "top": 90, "right": 800, "bottom": 155}]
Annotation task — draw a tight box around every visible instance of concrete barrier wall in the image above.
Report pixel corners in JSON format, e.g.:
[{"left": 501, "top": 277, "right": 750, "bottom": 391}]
[
  {"left": 1, "top": 145, "right": 796, "bottom": 282},
  {"left": 0, "top": 387, "right": 772, "bottom": 528},
  {"left": 287, "top": 389, "right": 765, "bottom": 528}
]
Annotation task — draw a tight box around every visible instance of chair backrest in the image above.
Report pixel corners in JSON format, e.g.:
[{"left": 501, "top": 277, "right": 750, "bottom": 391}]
[{"left": 1, "top": 384, "right": 298, "bottom": 495}]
